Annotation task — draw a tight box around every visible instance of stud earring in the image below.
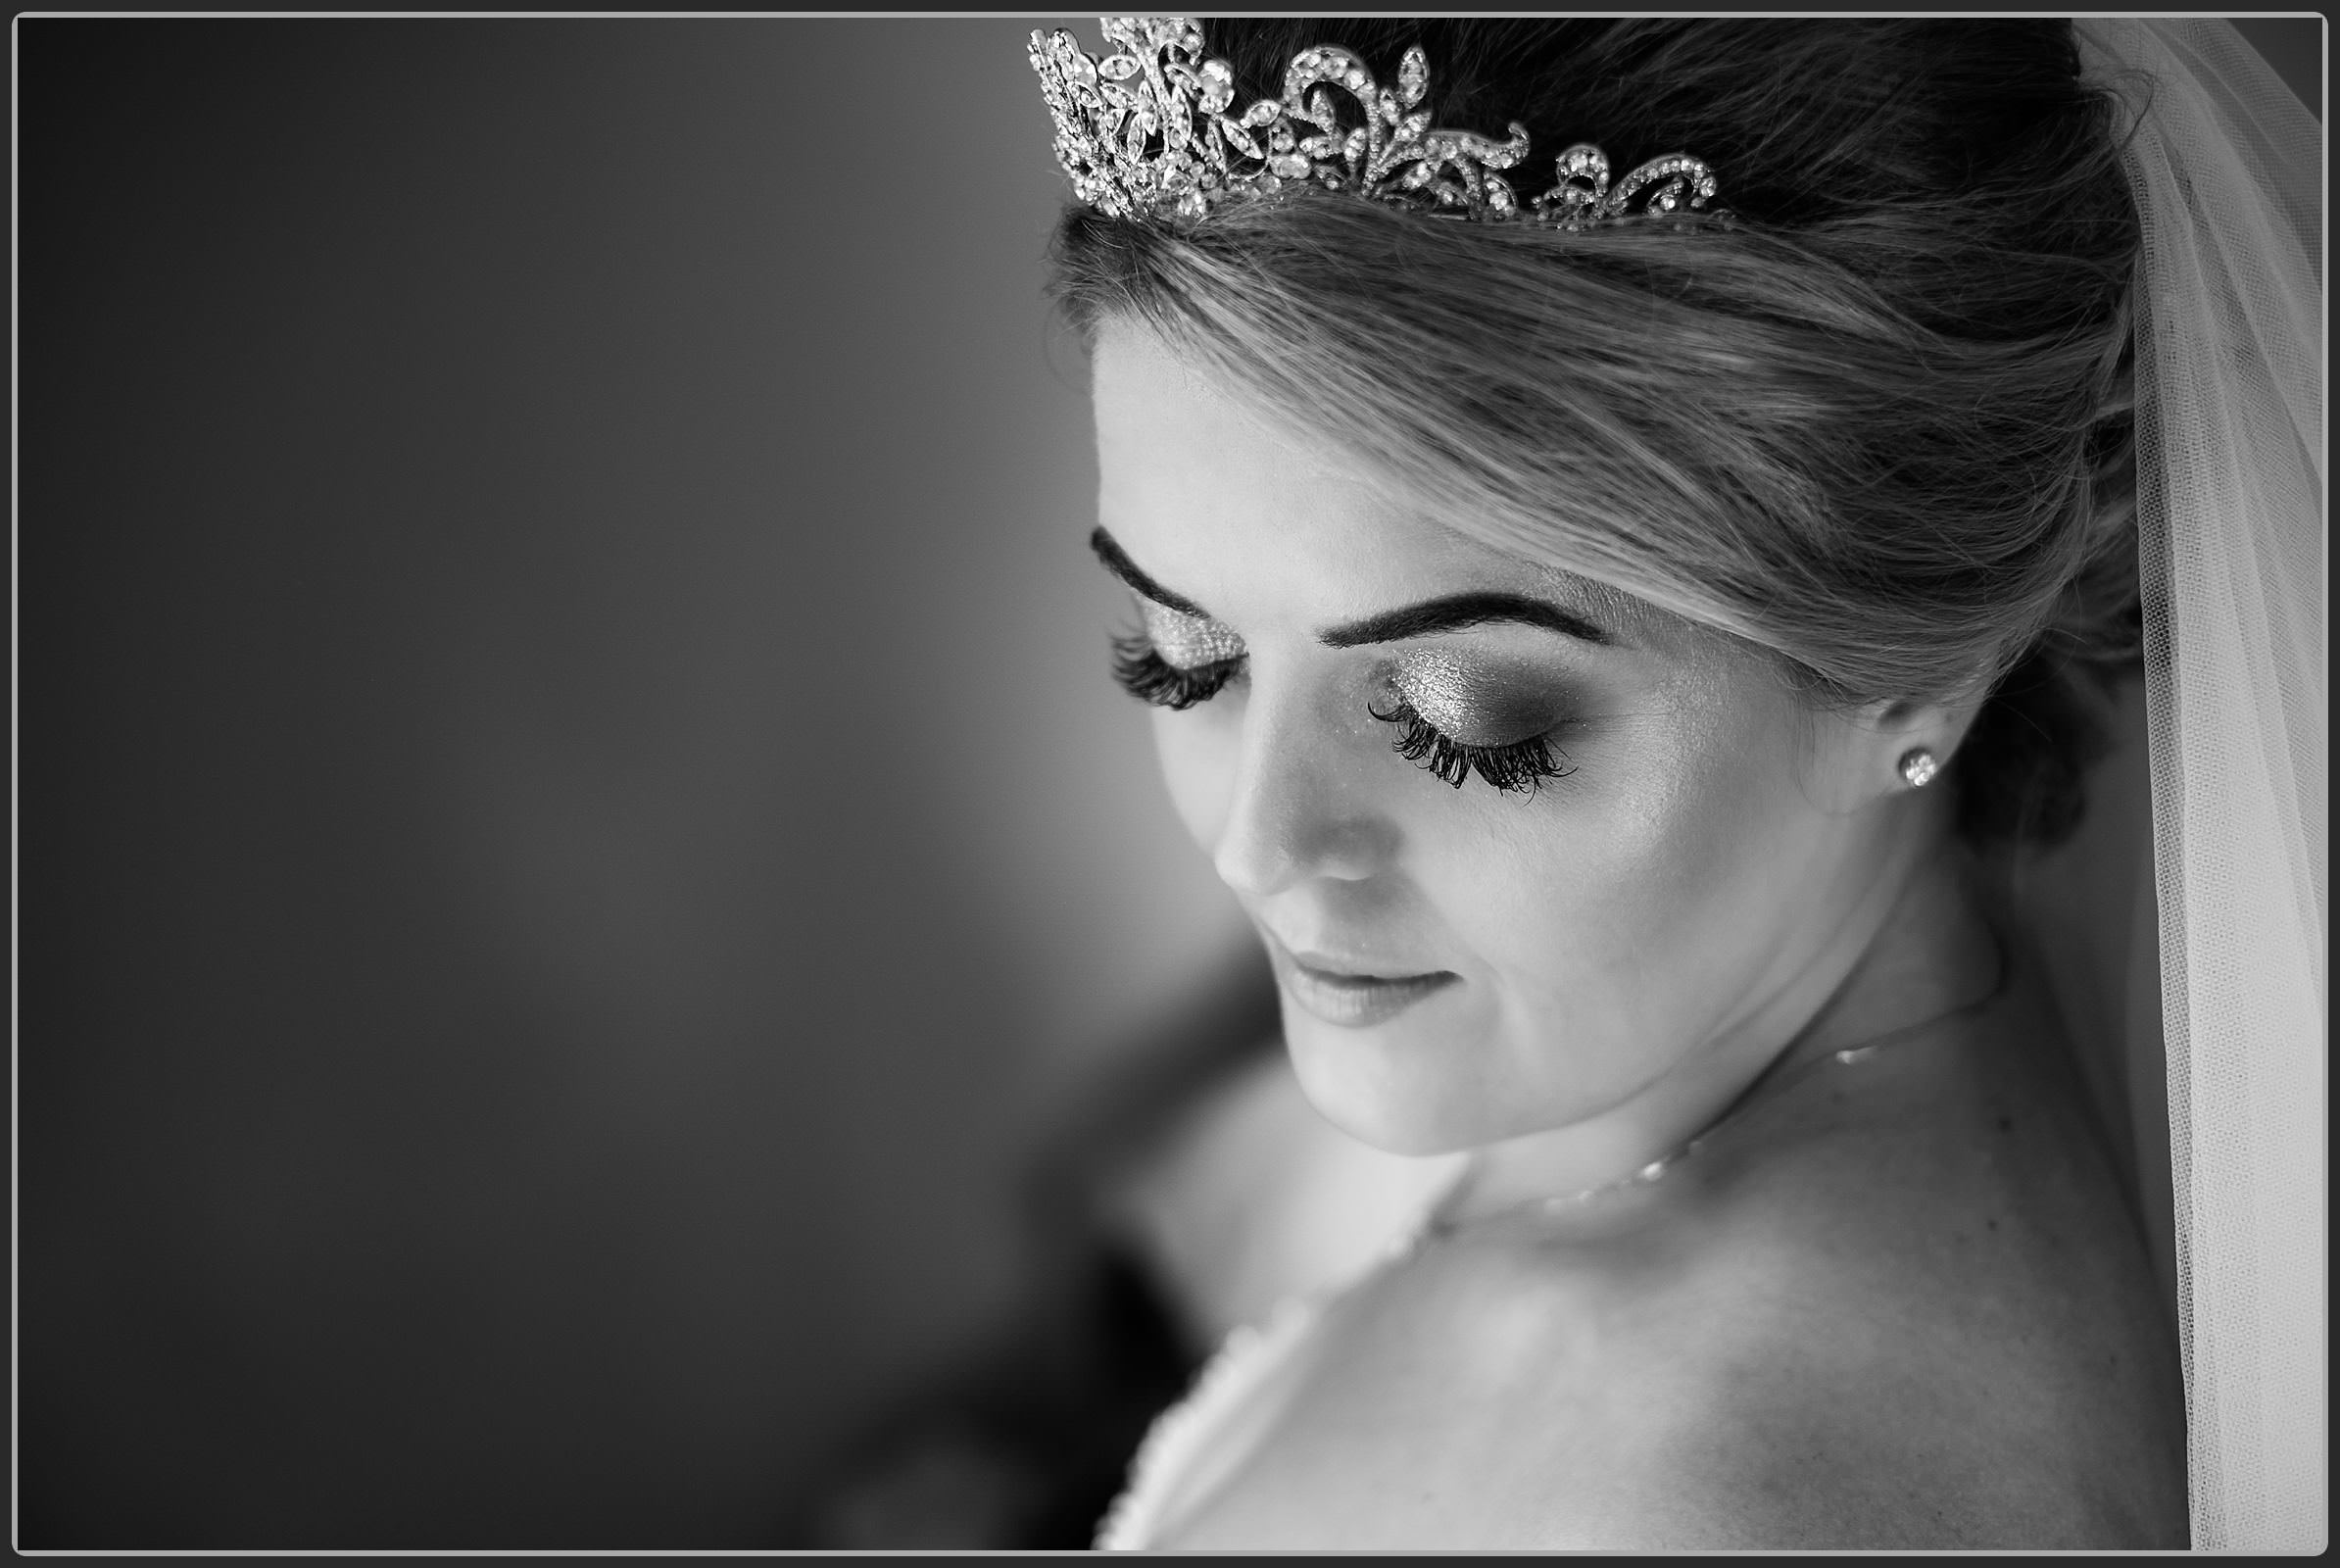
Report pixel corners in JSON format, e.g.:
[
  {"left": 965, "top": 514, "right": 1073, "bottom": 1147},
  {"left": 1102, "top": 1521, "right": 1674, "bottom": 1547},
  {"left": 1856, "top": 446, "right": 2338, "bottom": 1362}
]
[{"left": 1899, "top": 748, "right": 1940, "bottom": 789}]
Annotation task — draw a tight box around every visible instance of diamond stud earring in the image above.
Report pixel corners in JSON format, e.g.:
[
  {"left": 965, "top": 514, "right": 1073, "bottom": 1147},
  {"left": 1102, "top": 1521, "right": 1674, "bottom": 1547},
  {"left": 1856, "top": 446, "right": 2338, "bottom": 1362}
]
[{"left": 1899, "top": 748, "right": 1940, "bottom": 789}]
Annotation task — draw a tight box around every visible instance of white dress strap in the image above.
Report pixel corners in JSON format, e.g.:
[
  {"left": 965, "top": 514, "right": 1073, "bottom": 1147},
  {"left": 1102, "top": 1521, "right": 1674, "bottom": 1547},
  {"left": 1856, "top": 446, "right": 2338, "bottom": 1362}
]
[{"left": 1094, "top": 1291, "right": 1325, "bottom": 1550}]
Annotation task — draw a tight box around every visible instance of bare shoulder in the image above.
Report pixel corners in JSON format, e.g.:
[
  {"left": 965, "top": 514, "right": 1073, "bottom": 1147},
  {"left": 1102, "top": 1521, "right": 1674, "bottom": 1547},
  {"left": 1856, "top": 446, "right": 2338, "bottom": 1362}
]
[{"left": 1501, "top": 1019, "right": 2189, "bottom": 1549}]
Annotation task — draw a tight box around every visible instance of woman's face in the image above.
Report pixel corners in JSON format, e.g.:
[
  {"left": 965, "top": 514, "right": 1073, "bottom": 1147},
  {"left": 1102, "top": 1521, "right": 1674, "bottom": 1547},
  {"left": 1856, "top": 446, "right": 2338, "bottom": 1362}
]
[{"left": 1091, "top": 322, "right": 1918, "bottom": 1157}]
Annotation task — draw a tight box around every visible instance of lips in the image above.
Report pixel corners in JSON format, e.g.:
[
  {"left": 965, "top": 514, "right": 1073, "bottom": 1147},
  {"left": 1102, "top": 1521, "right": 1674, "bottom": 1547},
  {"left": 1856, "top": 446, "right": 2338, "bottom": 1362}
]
[{"left": 1262, "top": 930, "right": 1458, "bottom": 1029}]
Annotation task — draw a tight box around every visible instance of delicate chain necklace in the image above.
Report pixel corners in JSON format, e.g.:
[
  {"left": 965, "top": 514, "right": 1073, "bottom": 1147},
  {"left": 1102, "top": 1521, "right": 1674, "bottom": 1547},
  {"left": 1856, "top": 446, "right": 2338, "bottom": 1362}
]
[
  {"left": 1411, "top": 952, "right": 2009, "bottom": 1250},
  {"left": 1097, "top": 948, "right": 2008, "bottom": 1550}
]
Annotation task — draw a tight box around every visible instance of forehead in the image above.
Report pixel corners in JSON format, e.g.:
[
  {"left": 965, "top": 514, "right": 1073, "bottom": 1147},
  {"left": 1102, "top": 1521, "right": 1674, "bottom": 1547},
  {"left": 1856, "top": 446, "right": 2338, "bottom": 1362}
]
[{"left": 1090, "top": 319, "right": 1678, "bottom": 646}]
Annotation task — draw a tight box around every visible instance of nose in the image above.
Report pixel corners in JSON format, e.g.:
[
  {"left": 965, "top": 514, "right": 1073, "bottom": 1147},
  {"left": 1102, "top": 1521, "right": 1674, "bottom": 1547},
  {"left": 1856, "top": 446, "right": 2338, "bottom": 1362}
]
[{"left": 1209, "top": 682, "right": 1395, "bottom": 900}]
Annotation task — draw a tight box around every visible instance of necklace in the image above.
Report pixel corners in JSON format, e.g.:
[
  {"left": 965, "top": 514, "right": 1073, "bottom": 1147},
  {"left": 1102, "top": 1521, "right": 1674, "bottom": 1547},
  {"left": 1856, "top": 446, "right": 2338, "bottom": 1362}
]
[
  {"left": 1097, "top": 941, "right": 2009, "bottom": 1551},
  {"left": 1412, "top": 949, "right": 2010, "bottom": 1249}
]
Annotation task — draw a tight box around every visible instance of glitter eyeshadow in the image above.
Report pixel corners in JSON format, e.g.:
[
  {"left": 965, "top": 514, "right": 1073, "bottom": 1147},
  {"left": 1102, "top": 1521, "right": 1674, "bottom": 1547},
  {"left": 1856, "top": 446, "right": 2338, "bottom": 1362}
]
[
  {"left": 1139, "top": 596, "right": 1245, "bottom": 669},
  {"left": 1392, "top": 648, "right": 1559, "bottom": 744}
]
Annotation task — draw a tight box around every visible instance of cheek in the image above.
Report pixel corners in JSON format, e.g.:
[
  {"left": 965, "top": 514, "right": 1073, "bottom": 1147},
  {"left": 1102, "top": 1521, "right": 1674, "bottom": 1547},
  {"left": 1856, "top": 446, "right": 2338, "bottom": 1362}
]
[
  {"left": 1422, "top": 710, "right": 1814, "bottom": 1004},
  {"left": 1150, "top": 706, "right": 1236, "bottom": 853}
]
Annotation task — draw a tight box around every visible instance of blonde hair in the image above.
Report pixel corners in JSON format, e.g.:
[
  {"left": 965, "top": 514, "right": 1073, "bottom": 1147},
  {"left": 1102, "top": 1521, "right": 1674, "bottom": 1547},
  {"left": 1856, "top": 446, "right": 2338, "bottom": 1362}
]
[{"left": 1049, "top": 19, "right": 2142, "bottom": 843}]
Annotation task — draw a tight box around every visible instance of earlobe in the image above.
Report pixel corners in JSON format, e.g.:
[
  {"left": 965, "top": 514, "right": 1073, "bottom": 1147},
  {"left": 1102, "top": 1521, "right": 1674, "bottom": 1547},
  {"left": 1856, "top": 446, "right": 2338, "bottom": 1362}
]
[
  {"left": 1810, "top": 695, "right": 1974, "bottom": 815},
  {"left": 1868, "top": 692, "right": 1983, "bottom": 800}
]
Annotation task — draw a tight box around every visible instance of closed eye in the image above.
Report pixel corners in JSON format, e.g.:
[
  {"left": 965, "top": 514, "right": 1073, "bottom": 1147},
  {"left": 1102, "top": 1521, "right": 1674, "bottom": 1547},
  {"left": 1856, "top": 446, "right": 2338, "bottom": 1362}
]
[
  {"left": 1368, "top": 691, "right": 1574, "bottom": 796},
  {"left": 1109, "top": 632, "right": 1243, "bottom": 710}
]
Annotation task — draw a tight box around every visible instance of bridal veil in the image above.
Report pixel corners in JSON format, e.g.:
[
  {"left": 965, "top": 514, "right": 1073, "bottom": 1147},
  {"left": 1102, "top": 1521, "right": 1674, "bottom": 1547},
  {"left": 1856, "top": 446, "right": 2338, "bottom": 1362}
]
[{"left": 2057, "top": 19, "right": 2324, "bottom": 1550}]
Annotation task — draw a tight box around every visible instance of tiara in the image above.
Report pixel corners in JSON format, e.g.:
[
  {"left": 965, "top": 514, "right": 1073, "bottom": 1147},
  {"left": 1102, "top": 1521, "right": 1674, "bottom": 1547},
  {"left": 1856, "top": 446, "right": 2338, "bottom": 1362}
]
[{"left": 1028, "top": 17, "right": 1721, "bottom": 227}]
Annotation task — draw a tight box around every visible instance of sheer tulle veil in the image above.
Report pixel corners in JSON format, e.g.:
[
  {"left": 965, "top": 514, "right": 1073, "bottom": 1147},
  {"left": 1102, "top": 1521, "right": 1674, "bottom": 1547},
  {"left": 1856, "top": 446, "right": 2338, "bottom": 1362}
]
[{"left": 2040, "top": 19, "right": 2324, "bottom": 1549}]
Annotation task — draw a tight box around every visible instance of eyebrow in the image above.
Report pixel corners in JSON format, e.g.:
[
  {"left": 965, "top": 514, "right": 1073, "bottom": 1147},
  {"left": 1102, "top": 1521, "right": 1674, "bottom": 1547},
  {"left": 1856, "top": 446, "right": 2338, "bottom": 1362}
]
[
  {"left": 1089, "top": 525, "right": 1614, "bottom": 649},
  {"left": 1318, "top": 592, "right": 1614, "bottom": 649},
  {"left": 1091, "top": 527, "right": 1212, "bottom": 618}
]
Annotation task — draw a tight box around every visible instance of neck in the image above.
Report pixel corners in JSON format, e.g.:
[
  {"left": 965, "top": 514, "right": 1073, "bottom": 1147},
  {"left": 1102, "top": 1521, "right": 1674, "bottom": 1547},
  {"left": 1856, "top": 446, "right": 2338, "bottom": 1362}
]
[{"left": 1450, "top": 825, "right": 2001, "bottom": 1224}]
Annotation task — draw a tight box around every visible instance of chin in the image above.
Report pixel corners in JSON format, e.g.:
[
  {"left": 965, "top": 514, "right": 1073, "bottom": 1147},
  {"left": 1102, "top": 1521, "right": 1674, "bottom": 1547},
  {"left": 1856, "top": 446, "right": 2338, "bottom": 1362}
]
[{"left": 1277, "top": 1001, "right": 1506, "bottom": 1157}]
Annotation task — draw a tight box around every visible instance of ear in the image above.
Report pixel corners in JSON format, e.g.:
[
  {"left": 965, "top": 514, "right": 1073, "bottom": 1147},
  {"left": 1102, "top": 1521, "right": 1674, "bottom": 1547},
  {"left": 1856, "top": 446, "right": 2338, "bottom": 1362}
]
[{"left": 1804, "top": 690, "right": 1987, "bottom": 816}]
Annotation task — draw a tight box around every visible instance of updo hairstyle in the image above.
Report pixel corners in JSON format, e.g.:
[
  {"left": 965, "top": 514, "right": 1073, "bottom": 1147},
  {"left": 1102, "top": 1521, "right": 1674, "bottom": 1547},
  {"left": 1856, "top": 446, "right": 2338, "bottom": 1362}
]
[{"left": 1048, "top": 19, "right": 2144, "bottom": 845}]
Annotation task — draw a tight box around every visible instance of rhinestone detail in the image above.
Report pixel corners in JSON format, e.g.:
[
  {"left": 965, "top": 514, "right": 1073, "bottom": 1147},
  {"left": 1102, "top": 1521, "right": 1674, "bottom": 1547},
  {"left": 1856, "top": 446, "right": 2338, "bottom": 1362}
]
[{"left": 1030, "top": 17, "right": 1722, "bottom": 229}]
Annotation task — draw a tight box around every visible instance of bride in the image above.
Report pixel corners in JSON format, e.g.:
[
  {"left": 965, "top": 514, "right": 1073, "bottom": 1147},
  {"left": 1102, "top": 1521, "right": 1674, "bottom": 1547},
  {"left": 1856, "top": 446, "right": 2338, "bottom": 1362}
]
[{"left": 1029, "top": 17, "right": 2321, "bottom": 1551}]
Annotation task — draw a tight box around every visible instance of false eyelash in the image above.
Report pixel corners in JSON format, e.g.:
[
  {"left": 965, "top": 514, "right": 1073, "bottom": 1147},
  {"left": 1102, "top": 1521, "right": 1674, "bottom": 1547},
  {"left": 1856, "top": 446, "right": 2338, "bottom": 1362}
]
[
  {"left": 1369, "top": 697, "right": 1574, "bottom": 796},
  {"left": 1109, "top": 633, "right": 1243, "bottom": 710}
]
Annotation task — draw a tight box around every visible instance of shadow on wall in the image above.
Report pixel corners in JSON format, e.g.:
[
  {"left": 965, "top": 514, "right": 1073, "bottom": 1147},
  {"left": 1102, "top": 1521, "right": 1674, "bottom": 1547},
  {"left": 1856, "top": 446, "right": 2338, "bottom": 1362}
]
[
  {"left": 24, "top": 17, "right": 1252, "bottom": 1548},
  {"left": 22, "top": 14, "right": 2322, "bottom": 1551}
]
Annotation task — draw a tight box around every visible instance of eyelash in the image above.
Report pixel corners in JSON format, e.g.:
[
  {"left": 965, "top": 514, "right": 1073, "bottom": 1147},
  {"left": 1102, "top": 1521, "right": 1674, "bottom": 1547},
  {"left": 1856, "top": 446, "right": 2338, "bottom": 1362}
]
[
  {"left": 1108, "top": 633, "right": 1574, "bottom": 797},
  {"left": 1109, "top": 634, "right": 1243, "bottom": 710},
  {"left": 1367, "top": 696, "right": 1575, "bottom": 797}
]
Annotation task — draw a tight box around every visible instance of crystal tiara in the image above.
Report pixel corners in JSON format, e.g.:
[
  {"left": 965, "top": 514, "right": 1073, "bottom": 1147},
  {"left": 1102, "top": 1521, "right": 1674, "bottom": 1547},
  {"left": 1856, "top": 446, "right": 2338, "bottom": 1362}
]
[{"left": 1029, "top": 16, "right": 1722, "bottom": 227}]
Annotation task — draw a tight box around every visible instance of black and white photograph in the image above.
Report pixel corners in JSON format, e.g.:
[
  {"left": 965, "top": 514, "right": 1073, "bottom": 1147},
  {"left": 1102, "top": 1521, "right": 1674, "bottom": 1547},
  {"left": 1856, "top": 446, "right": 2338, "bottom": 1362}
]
[{"left": 19, "top": 12, "right": 2326, "bottom": 1552}]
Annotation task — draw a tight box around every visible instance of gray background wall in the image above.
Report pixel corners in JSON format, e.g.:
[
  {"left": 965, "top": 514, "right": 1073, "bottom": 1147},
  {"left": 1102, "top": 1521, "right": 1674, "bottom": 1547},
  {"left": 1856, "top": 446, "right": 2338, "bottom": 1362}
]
[
  {"left": 25, "top": 18, "right": 1252, "bottom": 1547},
  {"left": 21, "top": 15, "right": 2321, "bottom": 1550}
]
